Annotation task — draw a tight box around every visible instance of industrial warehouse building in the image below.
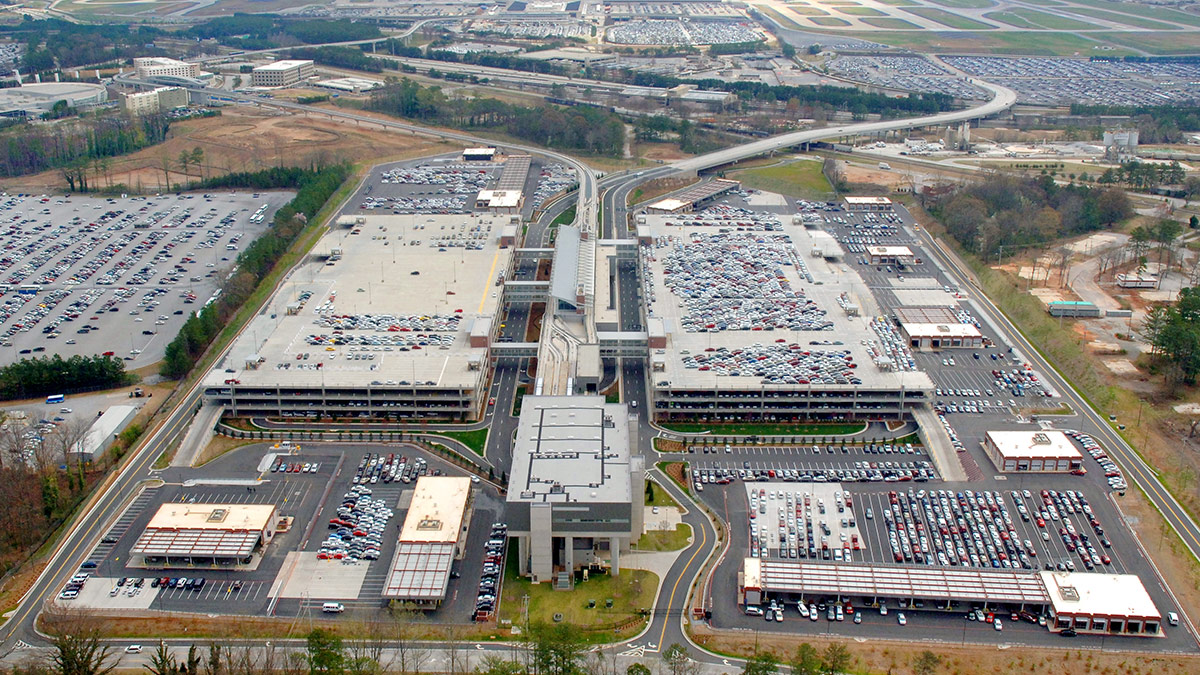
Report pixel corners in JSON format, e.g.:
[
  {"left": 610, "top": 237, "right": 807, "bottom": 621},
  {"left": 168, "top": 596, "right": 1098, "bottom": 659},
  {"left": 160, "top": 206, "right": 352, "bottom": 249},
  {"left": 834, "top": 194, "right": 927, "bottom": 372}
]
[
  {"left": 251, "top": 60, "right": 315, "bottom": 87},
  {"left": 131, "top": 503, "right": 279, "bottom": 568},
  {"left": 506, "top": 396, "right": 643, "bottom": 584},
  {"left": 1047, "top": 301, "right": 1101, "bottom": 318},
  {"left": 382, "top": 476, "right": 472, "bottom": 606},
  {"left": 739, "top": 559, "right": 1162, "bottom": 636},
  {"left": 69, "top": 405, "right": 138, "bottom": 463},
  {"left": 982, "top": 430, "right": 1083, "bottom": 473}
]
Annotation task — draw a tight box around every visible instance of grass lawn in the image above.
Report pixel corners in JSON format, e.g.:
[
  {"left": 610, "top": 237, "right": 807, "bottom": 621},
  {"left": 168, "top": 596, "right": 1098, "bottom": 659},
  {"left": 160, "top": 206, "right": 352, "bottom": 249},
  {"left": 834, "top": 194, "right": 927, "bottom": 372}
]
[
  {"left": 836, "top": 6, "right": 886, "bottom": 15},
  {"left": 833, "top": 29, "right": 1118, "bottom": 55},
  {"left": 809, "top": 16, "right": 851, "bottom": 25},
  {"left": 862, "top": 17, "right": 922, "bottom": 28},
  {"left": 1062, "top": 6, "right": 1179, "bottom": 29},
  {"left": 645, "top": 479, "right": 681, "bottom": 507},
  {"left": 1006, "top": 8, "right": 1097, "bottom": 29},
  {"left": 634, "top": 524, "right": 692, "bottom": 552},
  {"left": 927, "top": 0, "right": 994, "bottom": 7},
  {"left": 1096, "top": 31, "right": 1200, "bottom": 54},
  {"left": 1065, "top": 0, "right": 1200, "bottom": 27},
  {"left": 984, "top": 11, "right": 1042, "bottom": 28},
  {"left": 900, "top": 7, "right": 998, "bottom": 29},
  {"left": 659, "top": 421, "right": 866, "bottom": 436},
  {"left": 876, "top": 0, "right": 918, "bottom": 5},
  {"left": 729, "top": 159, "right": 832, "bottom": 200},
  {"left": 783, "top": 5, "right": 831, "bottom": 15},
  {"left": 1020, "top": 0, "right": 1066, "bottom": 5},
  {"left": 497, "top": 544, "right": 656, "bottom": 641},
  {"left": 757, "top": 5, "right": 805, "bottom": 29},
  {"left": 438, "top": 428, "right": 488, "bottom": 455}
]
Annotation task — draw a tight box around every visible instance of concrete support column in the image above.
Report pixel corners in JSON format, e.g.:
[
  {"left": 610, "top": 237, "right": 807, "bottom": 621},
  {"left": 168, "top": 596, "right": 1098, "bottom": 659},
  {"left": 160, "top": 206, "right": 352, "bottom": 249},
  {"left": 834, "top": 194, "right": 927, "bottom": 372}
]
[
  {"left": 564, "top": 535, "right": 573, "bottom": 572},
  {"left": 518, "top": 535, "right": 530, "bottom": 576},
  {"left": 610, "top": 536, "right": 620, "bottom": 575}
]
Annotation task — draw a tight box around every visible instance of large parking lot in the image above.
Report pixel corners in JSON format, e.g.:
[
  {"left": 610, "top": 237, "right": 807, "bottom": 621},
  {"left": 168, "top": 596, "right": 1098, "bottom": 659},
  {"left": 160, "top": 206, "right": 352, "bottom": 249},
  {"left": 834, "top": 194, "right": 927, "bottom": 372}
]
[
  {"left": 352, "top": 154, "right": 575, "bottom": 221},
  {"left": 0, "top": 191, "right": 292, "bottom": 369},
  {"left": 697, "top": 466, "right": 1192, "bottom": 649},
  {"left": 60, "top": 442, "right": 501, "bottom": 622}
]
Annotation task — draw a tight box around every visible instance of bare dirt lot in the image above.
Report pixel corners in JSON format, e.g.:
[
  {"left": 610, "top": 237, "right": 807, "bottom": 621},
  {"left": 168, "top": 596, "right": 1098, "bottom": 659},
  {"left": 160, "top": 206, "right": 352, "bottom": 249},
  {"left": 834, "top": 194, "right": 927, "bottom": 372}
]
[{"left": 0, "top": 107, "right": 453, "bottom": 193}]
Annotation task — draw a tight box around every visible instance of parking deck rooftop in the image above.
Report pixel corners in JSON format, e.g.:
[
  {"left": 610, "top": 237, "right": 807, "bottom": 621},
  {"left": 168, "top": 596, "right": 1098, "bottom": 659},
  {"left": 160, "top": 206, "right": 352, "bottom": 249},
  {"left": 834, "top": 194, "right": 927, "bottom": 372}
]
[
  {"left": 641, "top": 209, "right": 933, "bottom": 392},
  {"left": 209, "top": 213, "right": 512, "bottom": 390}
]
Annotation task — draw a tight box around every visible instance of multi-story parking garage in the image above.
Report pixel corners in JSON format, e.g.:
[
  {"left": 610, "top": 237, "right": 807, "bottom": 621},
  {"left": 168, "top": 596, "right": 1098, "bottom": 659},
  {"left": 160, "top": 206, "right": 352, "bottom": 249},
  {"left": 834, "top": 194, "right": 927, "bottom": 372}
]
[
  {"left": 204, "top": 212, "right": 512, "bottom": 420},
  {"left": 640, "top": 207, "right": 933, "bottom": 422}
]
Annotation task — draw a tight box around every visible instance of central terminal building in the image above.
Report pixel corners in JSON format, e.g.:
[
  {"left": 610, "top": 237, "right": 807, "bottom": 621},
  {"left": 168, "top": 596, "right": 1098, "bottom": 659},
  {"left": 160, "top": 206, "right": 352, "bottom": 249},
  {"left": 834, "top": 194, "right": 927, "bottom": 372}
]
[{"left": 505, "top": 396, "right": 643, "bottom": 584}]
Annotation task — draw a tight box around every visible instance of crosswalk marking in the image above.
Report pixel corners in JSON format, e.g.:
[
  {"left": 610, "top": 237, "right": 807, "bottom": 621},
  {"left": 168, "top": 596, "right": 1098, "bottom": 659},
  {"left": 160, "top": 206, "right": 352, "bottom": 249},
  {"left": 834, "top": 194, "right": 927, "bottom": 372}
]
[
  {"left": 14, "top": 640, "right": 35, "bottom": 650},
  {"left": 617, "top": 645, "right": 645, "bottom": 658}
]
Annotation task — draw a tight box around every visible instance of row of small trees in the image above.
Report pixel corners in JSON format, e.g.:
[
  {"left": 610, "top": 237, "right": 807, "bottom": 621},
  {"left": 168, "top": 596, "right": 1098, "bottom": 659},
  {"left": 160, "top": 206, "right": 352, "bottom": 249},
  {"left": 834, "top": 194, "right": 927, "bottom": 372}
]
[{"left": 161, "top": 163, "right": 352, "bottom": 379}]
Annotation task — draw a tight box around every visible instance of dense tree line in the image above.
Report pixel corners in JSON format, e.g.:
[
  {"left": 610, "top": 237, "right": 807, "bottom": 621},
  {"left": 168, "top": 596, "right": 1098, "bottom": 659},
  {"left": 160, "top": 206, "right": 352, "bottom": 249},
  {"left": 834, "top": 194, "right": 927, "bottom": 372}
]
[
  {"left": 708, "top": 41, "right": 764, "bottom": 56},
  {"left": 423, "top": 47, "right": 573, "bottom": 77},
  {"left": 0, "top": 17, "right": 164, "bottom": 73},
  {"left": 184, "top": 14, "right": 382, "bottom": 50},
  {"left": 286, "top": 46, "right": 392, "bottom": 74},
  {"left": 1097, "top": 160, "right": 1187, "bottom": 190},
  {"left": 1144, "top": 287, "right": 1200, "bottom": 384},
  {"left": 633, "top": 115, "right": 725, "bottom": 153},
  {"left": 162, "top": 163, "right": 352, "bottom": 378},
  {"left": 925, "top": 173, "right": 1133, "bottom": 257},
  {"left": 0, "top": 354, "right": 126, "bottom": 401},
  {"left": 1067, "top": 103, "right": 1200, "bottom": 144},
  {"left": 366, "top": 79, "right": 625, "bottom": 156},
  {"left": 0, "top": 112, "right": 170, "bottom": 181}
]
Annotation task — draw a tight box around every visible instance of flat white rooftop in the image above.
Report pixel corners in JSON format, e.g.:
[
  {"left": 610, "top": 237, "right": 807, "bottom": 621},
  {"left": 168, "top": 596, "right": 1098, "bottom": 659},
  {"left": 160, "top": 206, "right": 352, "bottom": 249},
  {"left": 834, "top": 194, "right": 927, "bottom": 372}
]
[
  {"left": 508, "top": 395, "right": 633, "bottom": 504},
  {"left": 1040, "top": 571, "right": 1160, "bottom": 619},
  {"left": 868, "top": 245, "right": 913, "bottom": 257},
  {"left": 146, "top": 503, "right": 276, "bottom": 531},
  {"left": 648, "top": 198, "right": 689, "bottom": 212},
  {"left": 399, "top": 476, "right": 470, "bottom": 544},
  {"left": 254, "top": 59, "right": 313, "bottom": 71},
  {"left": 208, "top": 213, "right": 513, "bottom": 390},
  {"left": 642, "top": 212, "right": 933, "bottom": 392},
  {"left": 476, "top": 189, "right": 522, "bottom": 208},
  {"left": 902, "top": 322, "right": 982, "bottom": 339},
  {"left": 986, "top": 430, "right": 1082, "bottom": 460},
  {"left": 846, "top": 196, "right": 893, "bottom": 205}
]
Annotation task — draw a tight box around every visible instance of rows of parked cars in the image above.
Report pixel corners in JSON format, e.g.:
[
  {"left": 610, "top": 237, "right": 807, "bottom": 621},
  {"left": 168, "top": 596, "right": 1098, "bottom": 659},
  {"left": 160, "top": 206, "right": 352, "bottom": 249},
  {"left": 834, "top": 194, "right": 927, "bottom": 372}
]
[
  {"left": 1016, "top": 488, "right": 1113, "bottom": 571},
  {"left": 691, "top": 460, "right": 935, "bottom": 492},
  {"left": 474, "top": 523, "right": 507, "bottom": 621},
  {"left": 1065, "top": 430, "right": 1127, "bottom": 491},
  {"left": 58, "top": 572, "right": 92, "bottom": 599},
  {"left": 322, "top": 479, "right": 395, "bottom": 562},
  {"left": 271, "top": 458, "right": 320, "bottom": 473}
]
